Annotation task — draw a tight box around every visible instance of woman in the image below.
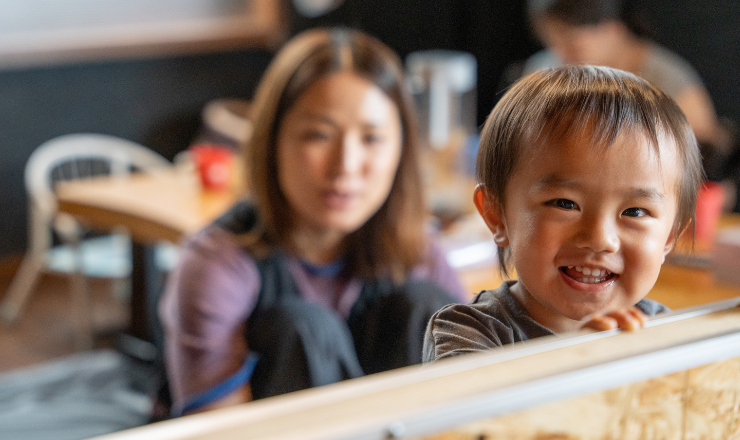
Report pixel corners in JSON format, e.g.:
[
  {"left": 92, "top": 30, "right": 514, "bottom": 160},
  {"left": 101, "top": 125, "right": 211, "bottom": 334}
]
[
  {"left": 523, "top": 0, "right": 729, "bottom": 150},
  {"left": 159, "top": 28, "right": 467, "bottom": 416}
]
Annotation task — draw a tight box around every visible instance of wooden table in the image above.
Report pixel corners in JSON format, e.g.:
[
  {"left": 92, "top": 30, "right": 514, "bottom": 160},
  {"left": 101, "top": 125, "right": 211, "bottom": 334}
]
[
  {"left": 56, "top": 167, "right": 243, "bottom": 341},
  {"left": 56, "top": 168, "right": 243, "bottom": 245}
]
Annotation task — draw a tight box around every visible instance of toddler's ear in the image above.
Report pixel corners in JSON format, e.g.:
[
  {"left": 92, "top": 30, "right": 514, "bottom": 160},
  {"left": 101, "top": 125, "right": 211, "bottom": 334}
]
[
  {"left": 661, "top": 225, "right": 682, "bottom": 263},
  {"left": 473, "top": 186, "right": 509, "bottom": 246}
]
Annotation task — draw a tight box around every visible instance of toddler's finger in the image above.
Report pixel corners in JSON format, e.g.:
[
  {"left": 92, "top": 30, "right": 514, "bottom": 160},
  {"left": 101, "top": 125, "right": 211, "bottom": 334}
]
[
  {"left": 626, "top": 307, "right": 649, "bottom": 326},
  {"left": 603, "top": 309, "right": 643, "bottom": 331},
  {"left": 581, "top": 314, "right": 618, "bottom": 332}
]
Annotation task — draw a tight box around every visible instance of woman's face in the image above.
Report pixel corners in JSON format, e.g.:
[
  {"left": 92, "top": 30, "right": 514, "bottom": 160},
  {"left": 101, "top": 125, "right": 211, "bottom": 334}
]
[{"left": 276, "top": 71, "right": 403, "bottom": 242}]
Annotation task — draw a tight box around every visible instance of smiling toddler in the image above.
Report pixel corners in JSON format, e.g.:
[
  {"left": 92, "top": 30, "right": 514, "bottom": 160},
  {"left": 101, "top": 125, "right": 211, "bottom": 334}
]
[{"left": 423, "top": 65, "right": 703, "bottom": 362}]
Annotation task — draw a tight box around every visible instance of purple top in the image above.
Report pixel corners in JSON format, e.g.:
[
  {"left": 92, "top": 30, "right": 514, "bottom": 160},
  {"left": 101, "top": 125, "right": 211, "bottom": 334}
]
[{"left": 159, "top": 224, "right": 467, "bottom": 412}]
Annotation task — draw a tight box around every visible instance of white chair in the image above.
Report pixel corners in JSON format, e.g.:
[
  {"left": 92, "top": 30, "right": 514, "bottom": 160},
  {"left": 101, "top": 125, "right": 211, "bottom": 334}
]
[{"left": 0, "top": 133, "right": 173, "bottom": 349}]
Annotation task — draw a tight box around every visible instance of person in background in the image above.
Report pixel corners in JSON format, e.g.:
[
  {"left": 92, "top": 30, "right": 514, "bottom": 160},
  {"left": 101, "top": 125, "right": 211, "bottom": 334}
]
[
  {"left": 523, "top": 0, "right": 730, "bottom": 152},
  {"left": 424, "top": 65, "right": 702, "bottom": 362},
  {"left": 160, "top": 27, "right": 467, "bottom": 415}
]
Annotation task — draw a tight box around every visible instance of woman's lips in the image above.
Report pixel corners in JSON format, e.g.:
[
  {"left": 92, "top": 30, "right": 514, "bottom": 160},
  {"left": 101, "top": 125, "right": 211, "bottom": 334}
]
[{"left": 322, "top": 189, "right": 357, "bottom": 209}]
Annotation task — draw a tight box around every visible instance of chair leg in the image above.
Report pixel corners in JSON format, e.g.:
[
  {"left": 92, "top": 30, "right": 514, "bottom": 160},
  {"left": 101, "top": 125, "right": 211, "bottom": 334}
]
[
  {"left": 112, "top": 276, "right": 132, "bottom": 303},
  {"left": 65, "top": 232, "right": 94, "bottom": 351},
  {"left": 70, "top": 269, "right": 94, "bottom": 351},
  {"left": 0, "top": 253, "right": 45, "bottom": 324}
]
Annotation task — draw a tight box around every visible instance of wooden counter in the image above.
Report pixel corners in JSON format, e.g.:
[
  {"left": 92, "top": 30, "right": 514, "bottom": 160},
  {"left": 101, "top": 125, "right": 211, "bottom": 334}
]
[{"left": 90, "top": 299, "right": 740, "bottom": 440}]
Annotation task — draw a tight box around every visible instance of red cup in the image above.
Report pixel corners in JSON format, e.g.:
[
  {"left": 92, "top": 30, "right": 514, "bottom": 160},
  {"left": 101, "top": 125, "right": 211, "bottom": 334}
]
[
  {"left": 694, "top": 181, "right": 726, "bottom": 243},
  {"left": 190, "top": 144, "right": 235, "bottom": 191}
]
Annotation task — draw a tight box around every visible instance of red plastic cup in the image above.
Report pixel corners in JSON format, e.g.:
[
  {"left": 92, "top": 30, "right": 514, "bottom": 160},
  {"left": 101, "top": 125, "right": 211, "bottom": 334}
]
[
  {"left": 694, "top": 181, "right": 726, "bottom": 243},
  {"left": 190, "top": 144, "right": 235, "bottom": 191}
]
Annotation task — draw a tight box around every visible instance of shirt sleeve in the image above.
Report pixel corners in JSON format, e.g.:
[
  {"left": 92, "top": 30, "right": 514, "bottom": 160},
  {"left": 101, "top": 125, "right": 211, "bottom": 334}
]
[
  {"left": 636, "top": 298, "right": 670, "bottom": 316},
  {"left": 422, "top": 303, "right": 508, "bottom": 363},
  {"left": 422, "top": 285, "right": 554, "bottom": 363},
  {"left": 159, "top": 226, "right": 261, "bottom": 413}
]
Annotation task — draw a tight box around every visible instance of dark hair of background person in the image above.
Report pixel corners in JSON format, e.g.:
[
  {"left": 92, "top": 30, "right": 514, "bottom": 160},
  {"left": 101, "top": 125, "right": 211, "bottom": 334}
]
[
  {"left": 476, "top": 65, "right": 703, "bottom": 276},
  {"left": 244, "top": 27, "right": 426, "bottom": 282},
  {"left": 527, "top": 0, "right": 655, "bottom": 39}
]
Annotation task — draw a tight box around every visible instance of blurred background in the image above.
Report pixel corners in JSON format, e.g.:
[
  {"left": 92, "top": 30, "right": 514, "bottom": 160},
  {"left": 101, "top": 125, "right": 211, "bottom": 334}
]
[
  {"left": 1, "top": 0, "right": 738, "bottom": 262},
  {"left": 0, "top": 1, "right": 739, "bottom": 438}
]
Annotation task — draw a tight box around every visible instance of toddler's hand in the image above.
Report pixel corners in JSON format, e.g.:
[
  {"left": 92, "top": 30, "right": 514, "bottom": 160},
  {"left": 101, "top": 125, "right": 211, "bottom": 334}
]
[{"left": 581, "top": 307, "right": 648, "bottom": 332}]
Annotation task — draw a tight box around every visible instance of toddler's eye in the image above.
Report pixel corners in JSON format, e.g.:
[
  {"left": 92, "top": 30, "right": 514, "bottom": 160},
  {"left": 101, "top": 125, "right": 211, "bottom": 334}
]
[
  {"left": 547, "top": 199, "right": 578, "bottom": 210},
  {"left": 622, "top": 207, "right": 648, "bottom": 217}
]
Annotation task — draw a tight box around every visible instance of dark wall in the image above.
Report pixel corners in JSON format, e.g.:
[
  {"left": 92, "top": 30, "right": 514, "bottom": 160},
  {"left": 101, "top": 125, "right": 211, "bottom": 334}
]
[
  {"left": 0, "top": 49, "right": 272, "bottom": 257},
  {"left": 292, "top": 0, "right": 740, "bottom": 124},
  {"left": 290, "top": 0, "right": 540, "bottom": 125},
  {"left": 643, "top": 0, "right": 740, "bottom": 123},
  {"left": 1, "top": 0, "right": 738, "bottom": 258}
]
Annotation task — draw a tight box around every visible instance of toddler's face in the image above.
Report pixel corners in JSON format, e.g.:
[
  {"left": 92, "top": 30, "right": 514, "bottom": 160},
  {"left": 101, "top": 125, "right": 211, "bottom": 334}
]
[{"left": 487, "top": 131, "right": 680, "bottom": 332}]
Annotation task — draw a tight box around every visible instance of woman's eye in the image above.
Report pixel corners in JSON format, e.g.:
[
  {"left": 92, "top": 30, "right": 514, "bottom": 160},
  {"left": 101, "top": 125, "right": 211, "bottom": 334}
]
[
  {"left": 363, "top": 133, "right": 384, "bottom": 145},
  {"left": 622, "top": 207, "right": 648, "bottom": 217},
  {"left": 303, "top": 130, "right": 331, "bottom": 141},
  {"left": 547, "top": 199, "right": 578, "bottom": 210}
]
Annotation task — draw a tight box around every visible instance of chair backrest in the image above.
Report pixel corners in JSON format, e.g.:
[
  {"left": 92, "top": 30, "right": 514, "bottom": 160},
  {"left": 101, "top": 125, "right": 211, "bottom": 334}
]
[
  {"left": 26, "top": 133, "right": 171, "bottom": 214},
  {"left": 24, "top": 133, "right": 172, "bottom": 248}
]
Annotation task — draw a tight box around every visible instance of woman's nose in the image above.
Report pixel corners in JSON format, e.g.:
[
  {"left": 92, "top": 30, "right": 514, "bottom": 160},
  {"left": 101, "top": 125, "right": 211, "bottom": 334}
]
[
  {"left": 333, "top": 134, "right": 364, "bottom": 175},
  {"left": 574, "top": 214, "right": 620, "bottom": 253}
]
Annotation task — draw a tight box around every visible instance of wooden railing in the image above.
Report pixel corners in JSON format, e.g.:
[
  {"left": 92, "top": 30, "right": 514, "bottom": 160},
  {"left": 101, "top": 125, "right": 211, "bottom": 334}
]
[{"left": 91, "top": 298, "right": 740, "bottom": 440}]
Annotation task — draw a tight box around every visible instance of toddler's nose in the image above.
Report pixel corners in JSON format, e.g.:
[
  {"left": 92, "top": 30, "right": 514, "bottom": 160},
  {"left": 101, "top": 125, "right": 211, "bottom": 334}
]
[{"left": 574, "top": 214, "right": 620, "bottom": 253}]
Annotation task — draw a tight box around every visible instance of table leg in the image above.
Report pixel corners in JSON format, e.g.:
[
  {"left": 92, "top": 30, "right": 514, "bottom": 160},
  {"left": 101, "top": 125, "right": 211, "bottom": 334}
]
[{"left": 129, "top": 242, "right": 150, "bottom": 342}]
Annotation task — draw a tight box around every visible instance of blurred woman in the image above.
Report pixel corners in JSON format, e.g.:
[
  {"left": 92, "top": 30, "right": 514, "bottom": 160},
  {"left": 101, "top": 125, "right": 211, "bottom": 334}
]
[
  {"left": 159, "top": 28, "right": 467, "bottom": 416},
  {"left": 523, "top": 0, "right": 729, "bottom": 150}
]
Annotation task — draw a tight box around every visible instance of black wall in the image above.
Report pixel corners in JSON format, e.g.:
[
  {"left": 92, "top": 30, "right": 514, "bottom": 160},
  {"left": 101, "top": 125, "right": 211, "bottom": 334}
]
[
  {"left": 0, "top": 50, "right": 272, "bottom": 257},
  {"left": 643, "top": 0, "right": 740, "bottom": 124},
  {"left": 1, "top": 0, "right": 738, "bottom": 258}
]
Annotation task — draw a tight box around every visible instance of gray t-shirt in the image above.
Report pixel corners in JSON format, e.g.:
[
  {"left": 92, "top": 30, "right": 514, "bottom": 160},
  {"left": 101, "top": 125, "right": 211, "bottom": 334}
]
[
  {"left": 522, "top": 42, "right": 702, "bottom": 99},
  {"left": 423, "top": 280, "right": 668, "bottom": 362}
]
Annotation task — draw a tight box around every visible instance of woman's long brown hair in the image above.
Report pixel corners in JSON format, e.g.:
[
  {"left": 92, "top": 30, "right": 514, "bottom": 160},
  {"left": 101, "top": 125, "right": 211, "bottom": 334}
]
[{"left": 242, "top": 28, "right": 427, "bottom": 282}]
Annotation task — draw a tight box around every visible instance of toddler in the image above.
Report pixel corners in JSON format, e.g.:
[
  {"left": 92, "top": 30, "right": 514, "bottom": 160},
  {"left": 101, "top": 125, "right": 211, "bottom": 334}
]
[{"left": 424, "top": 65, "right": 703, "bottom": 362}]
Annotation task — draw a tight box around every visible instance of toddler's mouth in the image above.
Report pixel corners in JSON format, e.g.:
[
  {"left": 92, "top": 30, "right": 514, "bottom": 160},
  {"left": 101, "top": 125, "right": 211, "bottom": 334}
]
[{"left": 560, "top": 266, "right": 616, "bottom": 284}]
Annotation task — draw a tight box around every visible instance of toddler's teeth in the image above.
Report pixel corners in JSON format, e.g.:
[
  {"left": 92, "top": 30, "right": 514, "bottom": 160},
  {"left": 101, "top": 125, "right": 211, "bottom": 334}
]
[
  {"left": 582, "top": 267, "right": 592, "bottom": 276},
  {"left": 568, "top": 265, "right": 573, "bottom": 269},
  {"left": 576, "top": 266, "right": 583, "bottom": 272},
  {"left": 592, "top": 268, "right": 601, "bottom": 277}
]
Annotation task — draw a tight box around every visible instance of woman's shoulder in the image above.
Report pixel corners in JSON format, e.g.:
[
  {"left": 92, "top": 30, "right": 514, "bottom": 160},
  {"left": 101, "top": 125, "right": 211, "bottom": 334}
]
[
  {"left": 162, "top": 224, "right": 262, "bottom": 322},
  {"left": 180, "top": 224, "right": 257, "bottom": 271}
]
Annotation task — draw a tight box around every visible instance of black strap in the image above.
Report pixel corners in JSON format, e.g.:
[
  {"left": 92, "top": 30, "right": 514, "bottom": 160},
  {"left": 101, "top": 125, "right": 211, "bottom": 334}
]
[
  {"left": 213, "top": 199, "right": 260, "bottom": 234},
  {"left": 217, "top": 200, "right": 415, "bottom": 374}
]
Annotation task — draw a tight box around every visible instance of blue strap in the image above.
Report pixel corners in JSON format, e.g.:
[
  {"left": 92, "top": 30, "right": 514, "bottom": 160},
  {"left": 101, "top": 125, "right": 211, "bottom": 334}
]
[
  {"left": 299, "top": 258, "right": 346, "bottom": 276},
  {"left": 175, "top": 352, "right": 259, "bottom": 416}
]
